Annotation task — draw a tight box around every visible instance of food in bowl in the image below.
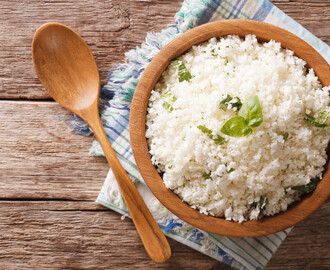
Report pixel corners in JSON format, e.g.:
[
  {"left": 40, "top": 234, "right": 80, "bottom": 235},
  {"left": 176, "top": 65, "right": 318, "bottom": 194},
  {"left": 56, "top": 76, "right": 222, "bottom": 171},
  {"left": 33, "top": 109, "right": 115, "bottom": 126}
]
[{"left": 145, "top": 35, "right": 330, "bottom": 223}]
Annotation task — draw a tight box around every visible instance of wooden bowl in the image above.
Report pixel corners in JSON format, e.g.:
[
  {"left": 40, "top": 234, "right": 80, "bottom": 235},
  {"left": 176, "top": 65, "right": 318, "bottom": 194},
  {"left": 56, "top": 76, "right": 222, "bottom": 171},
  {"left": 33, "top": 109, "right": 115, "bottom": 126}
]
[{"left": 129, "top": 19, "right": 330, "bottom": 237}]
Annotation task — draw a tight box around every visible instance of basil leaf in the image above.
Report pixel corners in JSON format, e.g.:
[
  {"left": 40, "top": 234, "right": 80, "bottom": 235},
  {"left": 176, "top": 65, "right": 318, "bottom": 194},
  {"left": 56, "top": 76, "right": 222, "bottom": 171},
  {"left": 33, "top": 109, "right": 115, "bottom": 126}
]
[
  {"left": 219, "top": 95, "right": 242, "bottom": 111},
  {"left": 162, "top": 101, "right": 173, "bottom": 112},
  {"left": 304, "top": 108, "right": 330, "bottom": 129},
  {"left": 172, "top": 59, "right": 193, "bottom": 82},
  {"left": 212, "top": 134, "right": 227, "bottom": 145},
  {"left": 220, "top": 116, "right": 252, "bottom": 137},
  {"left": 202, "top": 172, "right": 212, "bottom": 179},
  {"left": 291, "top": 177, "right": 321, "bottom": 193},
  {"left": 238, "top": 95, "right": 263, "bottom": 127},
  {"left": 197, "top": 125, "right": 227, "bottom": 145}
]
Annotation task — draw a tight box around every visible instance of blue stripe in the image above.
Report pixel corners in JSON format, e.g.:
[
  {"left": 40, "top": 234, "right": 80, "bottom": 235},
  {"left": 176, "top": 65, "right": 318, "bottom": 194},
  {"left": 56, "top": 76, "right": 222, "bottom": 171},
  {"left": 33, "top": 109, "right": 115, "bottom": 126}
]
[
  {"left": 252, "top": 0, "right": 273, "bottom": 21},
  {"left": 196, "top": 0, "right": 221, "bottom": 25},
  {"left": 226, "top": 0, "right": 242, "bottom": 19},
  {"left": 232, "top": 0, "right": 249, "bottom": 19},
  {"left": 253, "top": 238, "right": 274, "bottom": 255}
]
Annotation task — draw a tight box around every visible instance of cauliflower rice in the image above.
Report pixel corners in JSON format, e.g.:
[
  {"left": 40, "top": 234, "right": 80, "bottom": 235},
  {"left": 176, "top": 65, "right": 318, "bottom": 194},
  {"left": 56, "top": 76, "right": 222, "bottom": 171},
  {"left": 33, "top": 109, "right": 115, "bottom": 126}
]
[{"left": 146, "top": 35, "right": 330, "bottom": 223}]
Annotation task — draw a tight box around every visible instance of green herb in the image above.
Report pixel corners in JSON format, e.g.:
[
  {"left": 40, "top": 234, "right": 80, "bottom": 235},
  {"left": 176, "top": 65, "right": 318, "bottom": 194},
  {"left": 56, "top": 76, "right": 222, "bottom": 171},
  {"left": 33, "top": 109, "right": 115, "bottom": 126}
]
[
  {"left": 291, "top": 177, "right": 321, "bottom": 193},
  {"left": 172, "top": 59, "right": 193, "bottom": 82},
  {"left": 224, "top": 163, "right": 235, "bottom": 173},
  {"left": 161, "top": 90, "right": 177, "bottom": 102},
  {"left": 168, "top": 165, "right": 172, "bottom": 169},
  {"left": 251, "top": 196, "right": 267, "bottom": 215},
  {"left": 220, "top": 116, "right": 252, "bottom": 137},
  {"left": 224, "top": 57, "right": 229, "bottom": 65},
  {"left": 197, "top": 125, "right": 212, "bottom": 135},
  {"left": 304, "top": 108, "right": 330, "bottom": 129},
  {"left": 219, "top": 95, "right": 242, "bottom": 111},
  {"left": 220, "top": 95, "right": 263, "bottom": 137},
  {"left": 162, "top": 101, "right": 173, "bottom": 112},
  {"left": 259, "top": 196, "right": 266, "bottom": 211},
  {"left": 282, "top": 133, "right": 292, "bottom": 141},
  {"left": 238, "top": 95, "right": 263, "bottom": 127},
  {"left": 202, "top": 172, "right": 212, "bottom": 179},
  {"left": 211, "top": 48, "right": 217, "bottom": 56},
  {"left": 197, "top": 125, "right": 227, "bottom": 145},
  {"left": 161, "top": 90, "right": 172, "bottom": 98}
]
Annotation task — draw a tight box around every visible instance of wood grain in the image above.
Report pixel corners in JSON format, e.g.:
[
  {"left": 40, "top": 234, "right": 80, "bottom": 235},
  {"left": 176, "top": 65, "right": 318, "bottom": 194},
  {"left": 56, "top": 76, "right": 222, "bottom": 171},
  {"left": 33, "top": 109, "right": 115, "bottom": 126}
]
[
  {"left": 130, "top": 19, "right": 330, "bottom": 237},
  {"left": 0, "top": 0, "right": 329, "bottom": 99},
  {"left": 0, "top": 0, "right": 330, "bottom": 268},
  {"left": 0, "top": 200, "right": 328, "bottom": 269},
  {"left": 0, "top": 0, "right": 183, "bottom": 99},
  {"left": 0, "top": 101, "right": 107, "bottom": 199}
]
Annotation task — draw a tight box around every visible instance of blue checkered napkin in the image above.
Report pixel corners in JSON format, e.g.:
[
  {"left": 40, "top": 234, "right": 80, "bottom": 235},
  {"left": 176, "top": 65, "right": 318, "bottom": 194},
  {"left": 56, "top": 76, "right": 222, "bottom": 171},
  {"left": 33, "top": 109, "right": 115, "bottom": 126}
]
[{"left": 73, "top": 1, "right": 330, "bottom": 269}]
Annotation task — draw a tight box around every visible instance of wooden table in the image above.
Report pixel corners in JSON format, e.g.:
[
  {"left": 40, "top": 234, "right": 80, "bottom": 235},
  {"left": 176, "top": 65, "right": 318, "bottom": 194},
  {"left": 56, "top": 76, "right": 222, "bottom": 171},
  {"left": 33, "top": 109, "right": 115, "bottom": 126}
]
[{"left": 1, "top": 1, "right": 329, "bottom": 269}]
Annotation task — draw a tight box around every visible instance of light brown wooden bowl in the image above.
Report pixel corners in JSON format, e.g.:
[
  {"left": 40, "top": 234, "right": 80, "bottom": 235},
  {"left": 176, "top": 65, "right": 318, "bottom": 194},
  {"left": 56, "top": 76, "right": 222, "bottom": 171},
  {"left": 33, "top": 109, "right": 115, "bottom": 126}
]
[{"left": 129, "top": 19, "right": 330, "bottom": 237}]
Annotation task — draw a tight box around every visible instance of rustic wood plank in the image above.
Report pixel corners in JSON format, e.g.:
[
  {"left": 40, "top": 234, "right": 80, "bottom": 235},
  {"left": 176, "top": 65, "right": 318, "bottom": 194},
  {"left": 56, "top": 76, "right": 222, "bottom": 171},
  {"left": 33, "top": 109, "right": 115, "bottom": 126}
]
[
  {"left": 0, "top": 0, "right": 329, "bottom": 99},
  {"left": 0, "top": 100, "right": 107, "bottom": 200},
  {"left": 0, "top": 200, "right": 328, "bottom": 269},
  {"left": 0, "top": 0, "right": 183, "bottom": 99},
  {"left": 0, "top": 201, "right": 230, "bottom": 269}
]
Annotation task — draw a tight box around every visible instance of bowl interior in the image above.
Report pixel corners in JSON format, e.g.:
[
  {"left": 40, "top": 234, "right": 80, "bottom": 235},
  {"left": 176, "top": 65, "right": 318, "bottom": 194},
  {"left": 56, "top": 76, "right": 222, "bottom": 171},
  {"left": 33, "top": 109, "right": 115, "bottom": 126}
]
[{"left": 129, "top": 19, "right": 330, "bottom": 237}]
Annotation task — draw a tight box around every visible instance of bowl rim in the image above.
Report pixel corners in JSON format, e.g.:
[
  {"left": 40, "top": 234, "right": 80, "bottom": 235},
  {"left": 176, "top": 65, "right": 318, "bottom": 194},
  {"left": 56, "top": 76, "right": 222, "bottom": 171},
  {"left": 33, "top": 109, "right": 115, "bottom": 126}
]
[{"left": 129, "top": 19, "right": 330, "bottom": 237}]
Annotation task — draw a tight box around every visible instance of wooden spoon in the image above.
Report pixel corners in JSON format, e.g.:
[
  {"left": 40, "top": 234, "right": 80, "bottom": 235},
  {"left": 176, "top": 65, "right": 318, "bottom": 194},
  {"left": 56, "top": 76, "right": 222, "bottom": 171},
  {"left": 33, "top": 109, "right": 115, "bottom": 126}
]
[{"left": 32, "top": 22, "right": 171, "bottom": 263}]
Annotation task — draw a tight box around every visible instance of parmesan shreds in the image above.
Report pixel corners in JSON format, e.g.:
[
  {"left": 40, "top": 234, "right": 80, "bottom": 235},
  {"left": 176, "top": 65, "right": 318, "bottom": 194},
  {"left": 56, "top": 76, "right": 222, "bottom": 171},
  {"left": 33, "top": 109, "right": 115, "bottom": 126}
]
[{"left": 146, "top": 35, "right": 330, "bottom": 223}]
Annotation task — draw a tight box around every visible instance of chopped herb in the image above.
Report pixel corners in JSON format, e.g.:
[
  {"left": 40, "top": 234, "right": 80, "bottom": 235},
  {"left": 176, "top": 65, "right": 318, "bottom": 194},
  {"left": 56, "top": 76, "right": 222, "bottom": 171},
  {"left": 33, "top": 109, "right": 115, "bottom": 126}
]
[
  {"left": 197, "top": 125, "right": 212, "bottom": 135},
  {"left": 304, "top": 108, "right": 330, "bottom": 129},
  {"left": 259, "top": 196, "right": 266, "bottom": 211},
  {"left": 291, "top": 177, "right": 321, "bottom": 193},
  {"left": 251, "top": 196, "right": 267, "bottom": 216},
  {"left": 219, "top": 95, "right": 242, "bottom": 111},
  {"left": 161, "top": 90, "right": 172, "bottom": 98},
  {"left": 282, "top": 133, "right": 292, "bottom": 141},
  {"left": 227, "top": 168, "right": 235, "bottom": 173},
  {"left": 224, "top": 163, "right": 235, "bottom": 173},
  {"left": 202, "top": 172, "right": 212, "bottom": 179},
  {"left": 168, "top": 165, "right": 172, "bottom": 169},
  {"left": 315, "top": 108, "right": 330, "bottom": 124},
  {"left": 224, "top": 57, "right": 229, "bottom": 65},
  {"left": 162, "top": 101, "right": 173, "bottom": 112},
  {"left": 161, "top": 90, "right": 177, "bottom": 102},
  {"left": 197, "top": 125, "right": 227, "bottom": 145},
  {"left": 211, "top": 48, "right": 217, "bottom": 56},
  {"left": 172, "top": 59, "right": 193, "bottom": 82}
]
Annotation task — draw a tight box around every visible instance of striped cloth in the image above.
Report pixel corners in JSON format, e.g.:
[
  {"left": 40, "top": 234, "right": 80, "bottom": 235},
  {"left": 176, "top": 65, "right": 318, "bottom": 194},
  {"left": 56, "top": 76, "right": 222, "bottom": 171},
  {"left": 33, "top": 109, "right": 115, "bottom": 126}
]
[{"left": 73, "top": 1, "right": 330, "bottom": 269}]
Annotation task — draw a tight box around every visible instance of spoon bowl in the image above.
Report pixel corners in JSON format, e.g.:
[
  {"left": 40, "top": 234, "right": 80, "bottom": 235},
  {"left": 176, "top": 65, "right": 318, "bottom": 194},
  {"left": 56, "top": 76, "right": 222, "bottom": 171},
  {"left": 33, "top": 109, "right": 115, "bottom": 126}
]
[
  {"left": 33, "top": 23, "right": 99, "bottom": 116},
  {"left": 32, "top": 22, "right": 171, "bottom": 263}
]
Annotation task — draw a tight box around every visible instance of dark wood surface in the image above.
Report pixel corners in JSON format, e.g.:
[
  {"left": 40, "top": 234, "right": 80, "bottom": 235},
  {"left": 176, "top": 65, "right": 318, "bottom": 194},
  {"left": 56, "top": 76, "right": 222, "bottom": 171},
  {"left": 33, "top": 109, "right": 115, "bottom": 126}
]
[{"left": 0, "top": 0, "right": 329, "bottom": 269}]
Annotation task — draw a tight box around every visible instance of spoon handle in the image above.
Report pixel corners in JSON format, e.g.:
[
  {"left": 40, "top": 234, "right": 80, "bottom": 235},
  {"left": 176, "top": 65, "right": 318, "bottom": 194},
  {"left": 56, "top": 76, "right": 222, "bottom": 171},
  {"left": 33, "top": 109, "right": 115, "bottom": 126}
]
[{"left": 89, "top": 115, "right": 171, "bottom": 263}]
